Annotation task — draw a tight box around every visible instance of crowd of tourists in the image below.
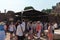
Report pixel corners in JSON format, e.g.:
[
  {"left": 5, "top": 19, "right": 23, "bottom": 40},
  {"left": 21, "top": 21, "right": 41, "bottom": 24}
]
[{"left": 0, "top": 20, "right": 58, "bottom": 40}]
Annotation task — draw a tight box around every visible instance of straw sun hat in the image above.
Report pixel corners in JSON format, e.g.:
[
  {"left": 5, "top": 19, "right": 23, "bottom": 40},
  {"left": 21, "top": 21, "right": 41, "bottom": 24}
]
[{"left": 0, "top": 22, "right": 5, "bottom": 25}]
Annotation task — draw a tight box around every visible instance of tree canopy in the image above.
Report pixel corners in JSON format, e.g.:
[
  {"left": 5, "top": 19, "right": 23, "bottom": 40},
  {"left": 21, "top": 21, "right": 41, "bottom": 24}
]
[
  {"left": 41, "top": 9, "right": 52, "bottom": 13},
  {"left": 24, "top": 6, "right": 35, "bottom": 10},
  {"left": 7, "top": 11, "right": 15, "bottom": 13}
]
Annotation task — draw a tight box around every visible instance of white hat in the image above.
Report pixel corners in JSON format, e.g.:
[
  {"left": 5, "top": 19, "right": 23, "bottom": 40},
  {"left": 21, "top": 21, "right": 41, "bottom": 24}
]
[
  {"left": 0, "top": 22, "right": 5, "bottom": 25},
  {"left": 37, "top": 21, "right": 40, "bottom": 23}
]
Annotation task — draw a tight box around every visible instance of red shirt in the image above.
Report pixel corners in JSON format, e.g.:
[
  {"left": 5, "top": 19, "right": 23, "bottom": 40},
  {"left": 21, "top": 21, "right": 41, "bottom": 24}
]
[{"left": 36, "top": 24, "right": 41, "bottom": 32}]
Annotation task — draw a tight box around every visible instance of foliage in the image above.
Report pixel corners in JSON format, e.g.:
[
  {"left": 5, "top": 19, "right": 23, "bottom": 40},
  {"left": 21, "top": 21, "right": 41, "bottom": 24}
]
[
  {"left": 24, "top": 6, "right": 34, "bottom": 10},
  {"left": 41, "top": 9, "right": 52, "bottom": 13},
  {"left": 7, "top": 11, "right": 15, "bottom": 13}
]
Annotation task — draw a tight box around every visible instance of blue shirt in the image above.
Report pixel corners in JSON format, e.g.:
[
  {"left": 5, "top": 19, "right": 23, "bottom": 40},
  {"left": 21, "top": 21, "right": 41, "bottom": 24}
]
[{"left": 0, "top": 25, "right": 4, "bottom": 31}]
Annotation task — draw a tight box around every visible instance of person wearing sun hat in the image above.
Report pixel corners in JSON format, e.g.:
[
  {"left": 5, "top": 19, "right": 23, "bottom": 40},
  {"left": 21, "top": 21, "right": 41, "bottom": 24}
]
[{"left": 0, "top": 21, "right": 6, "bottom": 40}]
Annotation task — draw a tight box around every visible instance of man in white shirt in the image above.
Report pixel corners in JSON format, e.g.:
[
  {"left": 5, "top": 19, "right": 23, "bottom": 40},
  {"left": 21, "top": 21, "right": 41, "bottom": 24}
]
[
  {"left": 21, "top": 20, "right": 25, "bottom": 32},
  {"left": 16, "top": 21, "right": 25, "bottom": 40}
]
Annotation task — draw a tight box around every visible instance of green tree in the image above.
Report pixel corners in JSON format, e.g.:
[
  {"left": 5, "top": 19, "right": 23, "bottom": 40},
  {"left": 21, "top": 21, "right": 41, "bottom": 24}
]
[
  {"left": 7, "top": 11, "right": 15, "bottom": 14},
  {"left": 24, "top": 6, "right": 35, "bottom": 10},
  {"left": 41, "top": 9, "right": 52, "bottom": 13}
]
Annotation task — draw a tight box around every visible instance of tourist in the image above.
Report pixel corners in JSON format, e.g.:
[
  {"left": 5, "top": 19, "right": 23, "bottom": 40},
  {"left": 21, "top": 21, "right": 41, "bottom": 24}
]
[
  {"left": 27, "top": 21, "right": 32, "bottom": 33},
  {"left": 51, "top": 23, "right": 55, "bottom": 34},
  {"left": 47, "top": 23, "right": 53, "bottom": 40},
  {"left": 40, "top": 22, "right": 44, "bottom": 36},
  {"left": 0, "top": 21, "right": 6, "bottom": 40},
  {"left": 9, "top": 22, "right": 16, "bottom": 40},
  {"left": 4, "top": 23, "right": 8, "bottom": 35},
  {"left": 36, "top": 21, "right": 42, "bottom": 39},
  {"left": 32, "top": 21, "right": 36, "bottom": 33},
  {"left": 53, "top": 22, "right": 58, "bottom": 29},
  {"left": 16, "top": 21, "right": 25, "bottom": 40},
  {"left": 21, "top": 20, "right": 25, "bottom": 33},
  {"left": 27, "top": 21, "right": 33, "bottom": 39}
]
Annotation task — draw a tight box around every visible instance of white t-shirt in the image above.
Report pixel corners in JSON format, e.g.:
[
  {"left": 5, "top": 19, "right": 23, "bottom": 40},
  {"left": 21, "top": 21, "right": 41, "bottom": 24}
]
[
  {"left": 21, "top": 22, "right": 25, "bottom": 31},
  {"left": 53, "top": 23, "right": 58, "bottom": 28},
  {"left": 16, "top": 24, "right": 23, "bottom": 36},
  {"left": 9, "top": 25, "right": 15, "bottom": 31}
]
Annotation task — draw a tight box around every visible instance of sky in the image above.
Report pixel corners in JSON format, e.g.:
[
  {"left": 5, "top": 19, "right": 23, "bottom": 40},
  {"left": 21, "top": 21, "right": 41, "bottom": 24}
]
[{"left": 0, "top": 0, "right": 60, "bottom": 13}]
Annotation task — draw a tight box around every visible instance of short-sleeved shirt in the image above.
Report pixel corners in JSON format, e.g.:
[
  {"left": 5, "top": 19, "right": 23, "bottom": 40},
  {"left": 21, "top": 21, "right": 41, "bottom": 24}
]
[
  {"left": 36, "top": 24, "right": 42, "bottom": 32},
  {"left": 0, "top": 25, "right": 4, "bottom": 31},
  {"left": 9, "top": 25, "right": 15, "bottom": 31}
]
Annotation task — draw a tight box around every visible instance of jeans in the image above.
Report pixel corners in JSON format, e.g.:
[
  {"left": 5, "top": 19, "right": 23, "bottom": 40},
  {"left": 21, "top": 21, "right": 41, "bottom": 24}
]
[{"left": 0, "top": 31, "right": 5, "bottom": 40}]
